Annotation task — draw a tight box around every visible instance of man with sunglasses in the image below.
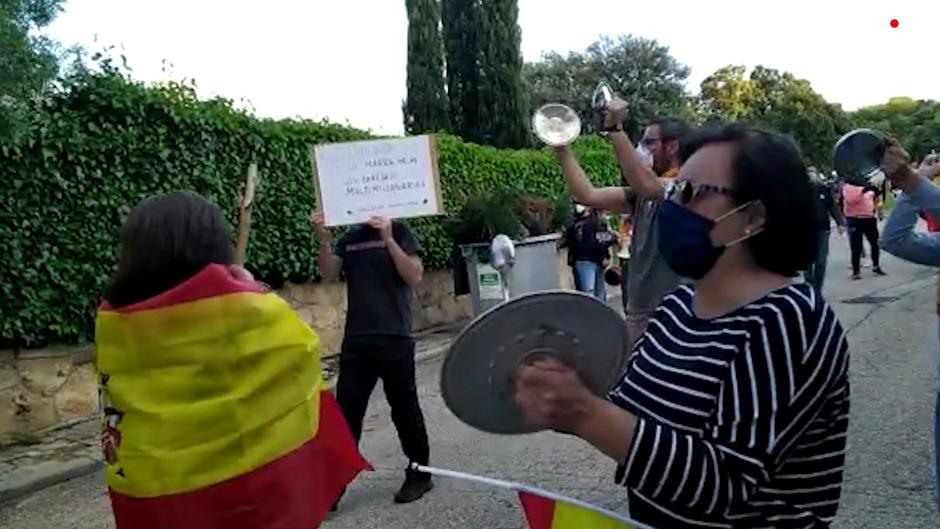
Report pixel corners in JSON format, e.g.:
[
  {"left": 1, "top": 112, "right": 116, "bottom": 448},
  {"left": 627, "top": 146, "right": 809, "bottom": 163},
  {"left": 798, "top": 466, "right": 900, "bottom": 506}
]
[{"left": 556, "top": 101, "right": 689, "bottom": 346}]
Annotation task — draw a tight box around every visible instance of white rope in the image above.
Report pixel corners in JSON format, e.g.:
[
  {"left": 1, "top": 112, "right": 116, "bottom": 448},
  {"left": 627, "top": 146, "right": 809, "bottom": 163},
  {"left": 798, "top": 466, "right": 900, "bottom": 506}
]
[
  {"left": 411, "top": 463, "right": 656, "bottom": 529},
  {"left": 411, "top": 464, "right": 523, "bottom": 491}
]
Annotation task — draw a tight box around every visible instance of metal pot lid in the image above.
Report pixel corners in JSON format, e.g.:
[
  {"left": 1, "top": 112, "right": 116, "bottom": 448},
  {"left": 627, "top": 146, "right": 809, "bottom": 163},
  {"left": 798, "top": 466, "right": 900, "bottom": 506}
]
[
  {"left": 532, "top": 104, "right": 581, "bottom": 146},
  {"left": 592, "top": 81, "right": 613, "bottom": 110},
  {"left": 441, "top": 290, "right": 629, "bottom": 435},
  {"left": 833, "top": 129, "right": 888, "bottom": 186}
]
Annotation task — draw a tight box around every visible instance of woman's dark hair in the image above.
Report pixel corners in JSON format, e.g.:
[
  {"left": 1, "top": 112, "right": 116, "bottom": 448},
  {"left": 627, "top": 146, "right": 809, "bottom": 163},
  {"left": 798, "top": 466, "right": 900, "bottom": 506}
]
[
  {"left": 104, "top": 191, "right": 234, "bottom": 308},
  {"left": 680, "top": 123, "right": 819, "bottom": 277}
]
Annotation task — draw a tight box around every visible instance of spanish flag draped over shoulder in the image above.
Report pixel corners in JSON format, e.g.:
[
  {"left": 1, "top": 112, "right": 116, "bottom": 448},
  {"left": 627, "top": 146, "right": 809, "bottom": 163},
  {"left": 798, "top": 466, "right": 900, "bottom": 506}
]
[
  {"left": 518, "top": 489, "right": 641, "bottom": 529},
  {"left": 95, "top": 264, "right": 371, "bottom": 529}
]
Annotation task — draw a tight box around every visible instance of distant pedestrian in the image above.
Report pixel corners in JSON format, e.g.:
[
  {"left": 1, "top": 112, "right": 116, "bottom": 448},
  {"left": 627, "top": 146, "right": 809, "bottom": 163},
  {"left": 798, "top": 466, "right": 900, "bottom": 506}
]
[
  {"left": 616, "top": 214, "right": 633, "bottom": 313},
  {"left": 562, "top": 205, "right": 616, "bottom": 301},
  {"left": 842, "top": 181, "right": 886, "bottom": 279},
  {"left": 805, "top": 166, "right": 845, "bottom": 291}
]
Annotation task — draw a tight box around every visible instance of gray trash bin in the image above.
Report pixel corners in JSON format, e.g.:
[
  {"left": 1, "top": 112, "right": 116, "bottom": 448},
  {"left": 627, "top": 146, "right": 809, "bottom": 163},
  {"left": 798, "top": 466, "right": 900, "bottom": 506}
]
[{"left": 460, "top": 233, "right": 562, "bottom": 316}]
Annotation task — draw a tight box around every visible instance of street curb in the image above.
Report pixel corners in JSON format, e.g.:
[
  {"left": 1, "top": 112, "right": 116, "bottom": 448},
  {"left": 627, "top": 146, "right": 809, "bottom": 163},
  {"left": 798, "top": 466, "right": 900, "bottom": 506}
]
[
  {"left": 0, "top": 298, "right": 608, "bottom": 502},
  {"left": 0, "top": 340, "right": 456, "bottom": 503},
  {"left": 0, "top": 456, "right": 103, "bottom": 504}
]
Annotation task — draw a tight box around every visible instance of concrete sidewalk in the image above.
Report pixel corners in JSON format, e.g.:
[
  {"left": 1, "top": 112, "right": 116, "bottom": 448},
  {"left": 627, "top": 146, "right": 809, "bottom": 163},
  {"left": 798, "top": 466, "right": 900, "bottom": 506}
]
[{"left": 0, "top": 419, "right": 102, "bottom": 503}]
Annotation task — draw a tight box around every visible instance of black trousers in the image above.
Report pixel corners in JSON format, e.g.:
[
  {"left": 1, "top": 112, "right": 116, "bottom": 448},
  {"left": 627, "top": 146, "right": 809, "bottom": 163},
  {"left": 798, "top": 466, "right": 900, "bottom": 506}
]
[
  {"left": 847, "top": 217, "right": 880, "bottom": 275},
  {"left": 335, "top": 335, "right": 430, "bottom": 466}
]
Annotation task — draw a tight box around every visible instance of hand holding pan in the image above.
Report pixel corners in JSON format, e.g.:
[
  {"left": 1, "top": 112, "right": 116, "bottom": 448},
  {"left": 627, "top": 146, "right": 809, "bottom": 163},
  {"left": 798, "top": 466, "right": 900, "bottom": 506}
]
[
  {"left": 440, "top": 291, "right": 629, "bottom": 434},
  {"left": 833, "top": 129, "right": 892, "bottom": 186}
]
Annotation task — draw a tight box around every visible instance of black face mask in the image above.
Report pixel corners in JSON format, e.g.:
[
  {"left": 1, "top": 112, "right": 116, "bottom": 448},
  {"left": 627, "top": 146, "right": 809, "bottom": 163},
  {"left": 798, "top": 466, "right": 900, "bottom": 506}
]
[{"left": 656, "top": 200, "right": 756, "bottom": 280}]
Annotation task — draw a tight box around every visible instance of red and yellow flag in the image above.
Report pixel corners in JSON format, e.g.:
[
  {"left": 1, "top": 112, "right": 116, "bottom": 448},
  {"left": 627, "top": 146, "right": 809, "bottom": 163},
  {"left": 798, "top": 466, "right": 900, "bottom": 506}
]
[
  {"left": 95, "top": 264, "right": 371, "bottom": 529},
  {"left": 519, "top": 490, "right": 640, "bottom": 529}
]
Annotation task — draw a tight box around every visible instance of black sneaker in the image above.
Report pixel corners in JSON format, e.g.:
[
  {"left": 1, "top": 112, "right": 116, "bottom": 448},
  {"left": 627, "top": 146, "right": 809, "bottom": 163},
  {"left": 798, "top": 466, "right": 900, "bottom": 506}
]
[
  {"left": 873, "top": 267, "right": 887, "bottom": 276},
  {"left": 851, "top": 273, "right": 861, "bottom": 280},
  {"left": 393, "top": 470, "right": 433, "bottom": 504}
]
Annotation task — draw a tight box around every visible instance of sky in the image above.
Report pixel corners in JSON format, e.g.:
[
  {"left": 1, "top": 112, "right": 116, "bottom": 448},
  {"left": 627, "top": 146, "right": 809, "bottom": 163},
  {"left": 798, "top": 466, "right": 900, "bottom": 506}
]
[{"left": 44, "top": 0, "right": 940, "bottom": 136}]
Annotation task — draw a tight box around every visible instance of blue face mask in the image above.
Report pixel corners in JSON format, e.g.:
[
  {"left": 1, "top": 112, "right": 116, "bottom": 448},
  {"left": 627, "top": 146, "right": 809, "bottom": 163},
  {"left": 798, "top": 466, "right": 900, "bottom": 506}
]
[{"left": 656, "top": 200, "right": 754, "bottom": 280}]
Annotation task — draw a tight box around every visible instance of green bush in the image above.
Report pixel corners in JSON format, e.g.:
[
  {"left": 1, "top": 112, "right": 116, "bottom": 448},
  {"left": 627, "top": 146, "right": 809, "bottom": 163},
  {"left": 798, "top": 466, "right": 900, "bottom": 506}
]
[{"left": 0, "top": 70, "right": 623, "bottom": 348}]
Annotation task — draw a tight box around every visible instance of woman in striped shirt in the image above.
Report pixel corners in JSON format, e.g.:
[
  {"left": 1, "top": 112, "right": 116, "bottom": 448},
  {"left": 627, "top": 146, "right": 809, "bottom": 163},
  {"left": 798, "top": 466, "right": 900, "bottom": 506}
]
[{"left": 515, "top": 124, "right": 850, "bottom": 528}]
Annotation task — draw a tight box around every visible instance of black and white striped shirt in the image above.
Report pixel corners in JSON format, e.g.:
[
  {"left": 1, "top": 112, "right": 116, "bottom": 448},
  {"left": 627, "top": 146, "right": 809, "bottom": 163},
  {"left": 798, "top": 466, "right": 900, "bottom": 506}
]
[{"left": 609, "top": 283, "right": 850, "bottom": 528}]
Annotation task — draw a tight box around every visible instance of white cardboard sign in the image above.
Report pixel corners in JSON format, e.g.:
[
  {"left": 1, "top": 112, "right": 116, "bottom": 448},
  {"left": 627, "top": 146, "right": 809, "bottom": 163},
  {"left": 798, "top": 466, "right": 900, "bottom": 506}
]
[{"left": 311, "top": 135, "right": 444, "bottom": 227}]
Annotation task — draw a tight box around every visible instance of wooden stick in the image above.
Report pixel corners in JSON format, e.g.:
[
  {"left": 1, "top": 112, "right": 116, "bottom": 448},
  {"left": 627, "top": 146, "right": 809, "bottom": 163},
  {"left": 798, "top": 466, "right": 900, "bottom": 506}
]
[{"left": 234, "top": 163, "right": 258, "bottom": 265}]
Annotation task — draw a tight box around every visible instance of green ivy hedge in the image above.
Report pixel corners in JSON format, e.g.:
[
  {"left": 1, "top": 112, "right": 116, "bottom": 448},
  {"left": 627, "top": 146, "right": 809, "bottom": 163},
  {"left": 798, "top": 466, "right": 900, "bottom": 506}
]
[{"left": 0, "top": 71, "right": 624, "bottom": 348}]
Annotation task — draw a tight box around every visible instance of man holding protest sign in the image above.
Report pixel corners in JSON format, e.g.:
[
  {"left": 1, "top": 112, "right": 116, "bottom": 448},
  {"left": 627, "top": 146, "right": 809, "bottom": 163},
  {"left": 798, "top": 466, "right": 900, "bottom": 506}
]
[
  {"left": 310, "top": 134, "right": 444, "bottom": 508},
  {"left": 313, "top": 212, "right": 433, "bottom": 506}
]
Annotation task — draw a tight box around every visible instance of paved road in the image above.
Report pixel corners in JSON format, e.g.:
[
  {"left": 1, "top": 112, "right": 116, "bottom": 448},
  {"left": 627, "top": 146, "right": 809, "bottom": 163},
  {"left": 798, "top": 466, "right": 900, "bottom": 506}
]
[{"left": 2, "top": 232, "right": 938, "bottom": 528}]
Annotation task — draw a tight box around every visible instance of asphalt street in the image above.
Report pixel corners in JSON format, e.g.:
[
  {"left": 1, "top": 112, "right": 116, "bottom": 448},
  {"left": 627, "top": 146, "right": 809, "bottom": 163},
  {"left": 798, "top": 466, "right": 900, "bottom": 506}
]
[{"left": 2, "top": 231, "right": 938, "bottom": 529}]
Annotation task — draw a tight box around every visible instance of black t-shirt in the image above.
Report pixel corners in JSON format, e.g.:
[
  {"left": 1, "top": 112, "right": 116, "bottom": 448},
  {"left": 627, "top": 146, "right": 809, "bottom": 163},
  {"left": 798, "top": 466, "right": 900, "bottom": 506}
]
[
  {"left": 565, "top": 217, "right": 615, "bottom": 265},
  {"left": 336, "top": 221, "right": 420, "bottom": 338}
]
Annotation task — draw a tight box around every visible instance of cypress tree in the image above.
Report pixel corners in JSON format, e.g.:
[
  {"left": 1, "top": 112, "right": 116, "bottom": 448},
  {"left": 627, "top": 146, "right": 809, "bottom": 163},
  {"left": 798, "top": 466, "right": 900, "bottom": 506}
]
[
  {"left": 403, "top": 0, "right": 449, "bottom": 134},
  {"left": 442, "top": 0, "right": 528, "bottom": 147},
  {"left": 441, "top": 0, "right": 481, "bottom": 143},
  {"left": 477, "top": 0, "right": 529, "bottom": 148}
]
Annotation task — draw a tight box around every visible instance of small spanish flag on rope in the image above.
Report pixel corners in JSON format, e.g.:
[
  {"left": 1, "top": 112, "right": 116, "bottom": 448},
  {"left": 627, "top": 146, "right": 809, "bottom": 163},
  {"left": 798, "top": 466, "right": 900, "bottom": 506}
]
[
  {"left": 518, "top": 489, "right": 638, "bottom": 529},
  {"left": 412, "top": 465, "right": 652, "bottom": 529},
  {"left": 95, "top": 264, "right": 371, "bottom": 529}
]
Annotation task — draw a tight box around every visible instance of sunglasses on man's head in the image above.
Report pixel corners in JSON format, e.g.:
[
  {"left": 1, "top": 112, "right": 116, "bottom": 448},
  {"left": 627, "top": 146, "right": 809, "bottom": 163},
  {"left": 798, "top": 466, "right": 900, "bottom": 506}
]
[{"left": 665, "top": 179, "right": 735, "bottom": 205}]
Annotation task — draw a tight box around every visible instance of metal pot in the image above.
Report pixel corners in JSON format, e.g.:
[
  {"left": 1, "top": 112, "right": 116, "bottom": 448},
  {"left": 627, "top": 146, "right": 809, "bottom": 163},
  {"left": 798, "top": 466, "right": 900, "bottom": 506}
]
[{"left": 833, "top": 129, "right": 888, "bottom": 186}]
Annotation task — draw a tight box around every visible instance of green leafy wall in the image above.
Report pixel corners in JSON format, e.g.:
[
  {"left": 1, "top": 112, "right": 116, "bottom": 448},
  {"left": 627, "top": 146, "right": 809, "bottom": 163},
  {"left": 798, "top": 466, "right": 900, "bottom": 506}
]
[{"left": 0, "top": 71, "right": 622, "bottom": 348}]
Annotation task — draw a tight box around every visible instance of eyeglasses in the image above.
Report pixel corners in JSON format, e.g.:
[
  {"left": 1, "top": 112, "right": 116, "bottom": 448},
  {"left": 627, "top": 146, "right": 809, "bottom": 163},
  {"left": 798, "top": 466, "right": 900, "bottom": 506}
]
[{"left": 665, "top": 179, "right": 735, "bottom": 205}]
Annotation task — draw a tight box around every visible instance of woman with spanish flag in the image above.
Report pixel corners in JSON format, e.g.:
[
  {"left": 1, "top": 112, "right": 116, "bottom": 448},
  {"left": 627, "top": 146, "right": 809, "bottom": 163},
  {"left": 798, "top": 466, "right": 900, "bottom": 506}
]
[{"left": 95, "top": 191, "right": 371, "bottom": 529}]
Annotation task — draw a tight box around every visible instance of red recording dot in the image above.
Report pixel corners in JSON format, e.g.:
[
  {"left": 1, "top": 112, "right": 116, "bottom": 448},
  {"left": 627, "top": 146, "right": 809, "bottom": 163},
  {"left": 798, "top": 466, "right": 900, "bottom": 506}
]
[{"left": 890, "top": 19, "right": 899, "bottom": 28}]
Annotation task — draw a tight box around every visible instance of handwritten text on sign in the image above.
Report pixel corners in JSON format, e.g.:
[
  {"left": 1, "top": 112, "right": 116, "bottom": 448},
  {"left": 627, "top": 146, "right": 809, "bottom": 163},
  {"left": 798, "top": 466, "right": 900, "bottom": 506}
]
[{"left": 313, "top": 135, "right": 442, "bottom": 226}]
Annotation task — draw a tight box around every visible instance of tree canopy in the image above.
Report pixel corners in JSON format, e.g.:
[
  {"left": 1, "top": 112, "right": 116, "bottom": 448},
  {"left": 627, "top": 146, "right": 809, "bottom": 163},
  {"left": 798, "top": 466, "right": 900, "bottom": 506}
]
[
  {"left": 698, "top": 65, "right": 851, "bottom": 166},
  {"left": 0, "top": 0, "right": 66, "bottom": 136},
  {"left": 441, "top": 0, "right": 529, "bottom": 148},
  {"left": 524, "top": 35, "right": 938, "bottom": 167},
  {"left": 852, "top": 98, "right": 940, "bottom": 161},
  {"left": 0, "top": 0, "right": 64, "bottom": 98},
  {"left": 524, "top": 35, "right": 692, "bottom": 138}
]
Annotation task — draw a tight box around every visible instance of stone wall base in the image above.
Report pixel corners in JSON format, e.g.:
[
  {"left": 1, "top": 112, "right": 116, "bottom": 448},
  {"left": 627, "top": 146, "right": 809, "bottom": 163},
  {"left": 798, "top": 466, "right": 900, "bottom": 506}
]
[{"left": 2, "top": 251, "right": 576, "bottom": 443}]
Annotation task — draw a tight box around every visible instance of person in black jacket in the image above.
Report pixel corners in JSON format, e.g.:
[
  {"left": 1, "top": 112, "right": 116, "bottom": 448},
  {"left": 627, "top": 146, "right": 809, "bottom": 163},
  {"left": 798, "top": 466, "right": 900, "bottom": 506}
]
[
  {"left": 805, "top": 166, "right": 845, "bottom": 291},
  {"left": 562, "top": 205, "right": 615, "bottom": 301}
]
